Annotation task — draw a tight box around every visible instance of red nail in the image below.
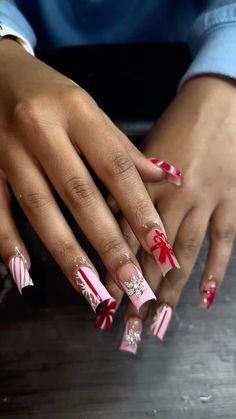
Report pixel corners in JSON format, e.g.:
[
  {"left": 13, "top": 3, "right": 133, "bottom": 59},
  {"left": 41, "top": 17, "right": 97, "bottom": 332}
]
[
  {"left": 150, "top": 158, "right": 181, "bottom": 186},
  {"left": 200, "top": 276, "right": 217, "bottom": 310}
]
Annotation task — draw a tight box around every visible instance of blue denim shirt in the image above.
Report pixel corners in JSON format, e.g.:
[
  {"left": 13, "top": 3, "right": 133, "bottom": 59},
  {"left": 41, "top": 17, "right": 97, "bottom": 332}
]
[{"left": 1, "top": 0, "right": 236, "bottom": 87}]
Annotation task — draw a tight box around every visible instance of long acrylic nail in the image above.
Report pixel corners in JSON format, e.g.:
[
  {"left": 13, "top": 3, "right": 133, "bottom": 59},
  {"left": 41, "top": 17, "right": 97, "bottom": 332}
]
[
  {"left": 95, "top": 298, "right": 118, "bottom": 331},
  {"left": 146, "top": 227, "right": 180, "bottom": 276},
  {"left": 120, "top": 317, "right": 142, "bottom": 354},
  {"left": 116, "top": 263, "right": 156, "bottom": 311},
  {"left": 75, "top": 266, "right": 111, "bottom": 312},
  {"left": 148, "top": 304, "right": 172, "bottom": 340},
  {"left": 150, "top": 158, "right": 181, "bottom": 186},
  {"left": 9, "top": 256, "right": 34, "bottom": 294},
  {"left": 200, "top": 275, "right": 217, "bottom": 310}
]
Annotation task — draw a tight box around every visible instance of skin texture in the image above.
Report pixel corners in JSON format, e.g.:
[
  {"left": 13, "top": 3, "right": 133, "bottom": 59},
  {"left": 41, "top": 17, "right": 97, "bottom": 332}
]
[
  {"left": 103, "top": 75, "right": 236, "bottom": 333},
  {"left": 0, "top": 38, "right": 174, "bottom": 300}
]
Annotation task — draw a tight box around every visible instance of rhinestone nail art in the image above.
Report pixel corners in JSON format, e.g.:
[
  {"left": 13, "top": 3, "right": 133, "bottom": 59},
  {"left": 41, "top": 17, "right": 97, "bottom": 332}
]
[
  {"left": 124, "top": 275, "right": 147, "bottom": 298},
  {"left": 117, "top": 263, "right": 156, "bottom": 311},
  {"left": 120, "top": 317, "right": 143, "bottom": 354}
]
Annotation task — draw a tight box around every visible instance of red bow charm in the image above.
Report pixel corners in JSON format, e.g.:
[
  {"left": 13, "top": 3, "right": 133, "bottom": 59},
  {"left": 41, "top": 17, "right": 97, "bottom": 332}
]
[{"left": 150, "top": 229, "right": 176, "bottom": 268}]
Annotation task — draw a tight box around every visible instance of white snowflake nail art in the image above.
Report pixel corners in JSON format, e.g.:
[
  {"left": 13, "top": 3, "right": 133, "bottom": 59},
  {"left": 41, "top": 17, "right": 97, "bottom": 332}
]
[
  {"left": 124, "top": 275, "right": 147, "bottom": 298},
  {"left": 125, "top": 327, "right": 141, "bottom": 346}
]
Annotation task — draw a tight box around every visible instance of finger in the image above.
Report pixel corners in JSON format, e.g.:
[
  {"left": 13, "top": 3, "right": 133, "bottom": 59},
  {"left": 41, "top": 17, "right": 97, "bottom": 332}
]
[
  {"left": 148, "top": 208, "right": 209, "bottom": 340},
  {"left": 199, "top": 202, "right": 235, "bottom": 310},
  {"left": 0, "top": 170, "right": 33, "bottom": 294},
  {"left": 10, "top": 129, "right": 156, "bottom": 313},
  {"left": 103, "top": 187, "right": 188, "bottom": 330},
  {"left": 102, "top": 111, "right": 182, "bottom": 185},
  {"left": 101, "top": 111, "right": 178, "bottom": 184},
  {"left": 68, "top": 101, "right": 179, "bottom": 275},
  {"left": 119, "top": 249, "right": 159, "bottom": 354},
  {"left": 2, "top": 151, "right": 112, "bottom": 312},
  {"left": 94, "top": 217, "right": 142, "bottom": 332}
]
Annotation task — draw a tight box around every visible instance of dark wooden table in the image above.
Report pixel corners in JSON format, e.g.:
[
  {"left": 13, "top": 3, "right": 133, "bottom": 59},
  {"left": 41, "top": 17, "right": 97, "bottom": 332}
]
[{"left": 0, "top": 221, "right": 236, "bottom": 419}]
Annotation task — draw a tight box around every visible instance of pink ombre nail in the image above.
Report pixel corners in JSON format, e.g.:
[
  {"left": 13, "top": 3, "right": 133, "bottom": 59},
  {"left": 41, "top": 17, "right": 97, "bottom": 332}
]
[
  {"left": 148, "top": 304, "right": 172, "bottom": 340},
  {"left": 120, "top": 317, "right": 142, "bottom": 355},
  {"left": 200, "top": 276, "right": 217, "bottom": 310},
  {"left": 75, "top": 266, "right": 111, "bottom": 312},
  {"left": 146, "top": 228, "right": 180, "bottom": 276},
  {"left": 116, "top": 263, "right": 156, "bottom": 311},
  {"left": 95, "top": 298, "right": 118, "bottom": 331},
  {"left": 9, "top": 256, "right": 34, "bottom": 294},
  {"left": 150, "top": 158, "right": 181, "bottom": 186}
]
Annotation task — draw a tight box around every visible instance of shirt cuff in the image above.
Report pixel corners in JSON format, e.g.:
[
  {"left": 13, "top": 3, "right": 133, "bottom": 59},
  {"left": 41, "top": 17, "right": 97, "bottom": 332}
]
[{"left": 0, "top": 0, "right": 36, "bottom": 50}]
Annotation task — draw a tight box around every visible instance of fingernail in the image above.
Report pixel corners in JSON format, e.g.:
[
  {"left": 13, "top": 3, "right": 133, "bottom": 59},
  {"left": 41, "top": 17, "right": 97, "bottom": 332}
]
[
  {"left": 94, "top": 297, "right": 118, "bottom": 331},
  {"left": 148, "top": 304, "right": 172, "bottom": 340},
  {"left": 120, "top": 317, "right": 142, "bottom": 354},
  {"left": 9, "top": 256, "right": 34, "bottom": 294},
  {"left": 200, "top": 275, "right": 217, "bottom": 310},
  {"left": 150, "top": 158, "right": 181, "bottom": 186},
  {"left": 146, "top": 227, "right": 180, "bottom": 276},
  {"left": 75, "top": 266, "right": 111, "bottom": 312},
  {"left": 116, "top": 263, "right": 156, "bottom": 311}
]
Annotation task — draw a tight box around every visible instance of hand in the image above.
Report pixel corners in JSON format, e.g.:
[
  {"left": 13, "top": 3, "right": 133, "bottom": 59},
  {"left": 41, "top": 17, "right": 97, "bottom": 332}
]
[
  {"left": 97, "top": 75, "right": 236, "bottom": 353},
  {"left": 0, "top": 38, "right": 179, "bottom": 312}
]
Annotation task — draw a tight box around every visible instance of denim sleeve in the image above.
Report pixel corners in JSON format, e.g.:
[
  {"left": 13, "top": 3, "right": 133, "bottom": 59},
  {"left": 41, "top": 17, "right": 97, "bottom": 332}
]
[
  {"left": 179, "top": 1, "right": 236, "bottom": 89},
  {"left": 0, "top": 0, "right": 36, "bottom": 47}
]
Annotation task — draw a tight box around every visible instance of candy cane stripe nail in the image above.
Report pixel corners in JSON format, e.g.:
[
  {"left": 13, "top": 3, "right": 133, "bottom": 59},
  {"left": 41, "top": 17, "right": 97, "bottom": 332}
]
[
  {"left": 150, "top": 158, "right": 181, "bottom": 186},
  {"left": 9, "top": 256, "right": 34, "bottom": 294}
]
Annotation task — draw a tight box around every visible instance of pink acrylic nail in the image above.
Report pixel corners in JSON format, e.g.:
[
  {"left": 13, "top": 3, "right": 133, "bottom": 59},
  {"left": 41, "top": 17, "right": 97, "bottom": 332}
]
[
  {"left": 116, "top": 263, "right": 156, "bottom": 311},
  {"left": 148, "top": 304, "right": 172, "bottom": 340},
  {"left": 146, "top": 228, "right": 180, "bottom": 276},
  {"left": 150, "top": 158, "right": 181, "bottom": 186},
  {"left": 95, "top": 298, "right": 118, "bottom": 331},
  {"left": 200, "top": 276, "right": 217, "bottom": 310},
  {"left": 75, "top": 266, "right": 111, "bottom": 312},
  {"left": 9, "top": 256, "right": 34, "bottom": 294},
  {"left": 120, "top": 317, "right": 142, "bottom": 354}
]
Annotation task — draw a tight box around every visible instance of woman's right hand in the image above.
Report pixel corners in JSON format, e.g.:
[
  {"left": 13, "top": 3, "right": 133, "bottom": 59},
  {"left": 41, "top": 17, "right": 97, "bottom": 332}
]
[{"left": 0, "top": 38, "right": 179, "bottom": 312}]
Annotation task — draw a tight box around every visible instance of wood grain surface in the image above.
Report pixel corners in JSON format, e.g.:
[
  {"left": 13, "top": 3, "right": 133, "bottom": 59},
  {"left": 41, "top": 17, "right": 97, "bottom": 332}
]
[{"left": 0, "top": 222, "right": 236, "bottom": 419}]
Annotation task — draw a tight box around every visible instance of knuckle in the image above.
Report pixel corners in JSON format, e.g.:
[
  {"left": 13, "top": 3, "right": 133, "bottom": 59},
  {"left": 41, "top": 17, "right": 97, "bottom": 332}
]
[
  {"left": 100, "top": 236, "right": 124, "bottom": 257},
  {"left": 107, "top": 152, "right": 135, "bottom": 179},
  {"left": 22, "top": 192, "right": 51, "bottom": 213},
  {"left": 176, "top": 230, "right": 201, "bottom": 255},
  {"left": 69, "top": 87, "right": 96, "bottom": 113},
  {"left": 64, "top": 176, "right": 95, "bottom": 208},
  {"left": 211, "top": 224, "right": 235, "bottom": 243},
  {"left": 134, "top": 199, "right": 152, "bottom": 225},
  {"left": 12, "top": 97, "right": 51, "bottom": 131}
]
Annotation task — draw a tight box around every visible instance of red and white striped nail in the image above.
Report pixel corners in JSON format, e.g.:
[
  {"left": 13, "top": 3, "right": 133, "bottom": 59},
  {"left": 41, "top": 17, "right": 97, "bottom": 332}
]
[
  {"left": 95, "top": 297, "right": 118, "bottom": 331},
  {"left": 200, "top": 275, "right": 217, "bottom": 310},
  {"left": 9, "top": 256, "right": 34, "bottom": 294},
  {"left": 148, "top": 304, "right": 172, "bottom": 340},
  {"left": 120, "top": 317, "right": 143, "bottom": 355},
  {"left": 146, "top": 227, "right": 180, "bottom": 276},
  {"left": 75, "top": 266, "right": 111, "bottom": 312},
  {"left": 150, "top": 158, "right": 181, "bottom": 186}
]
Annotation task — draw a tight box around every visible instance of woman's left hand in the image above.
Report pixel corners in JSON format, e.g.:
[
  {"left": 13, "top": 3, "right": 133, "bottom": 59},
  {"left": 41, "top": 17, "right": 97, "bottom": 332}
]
[{"left": 96, "top": 75, "right": 236, "bottom": 353}]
